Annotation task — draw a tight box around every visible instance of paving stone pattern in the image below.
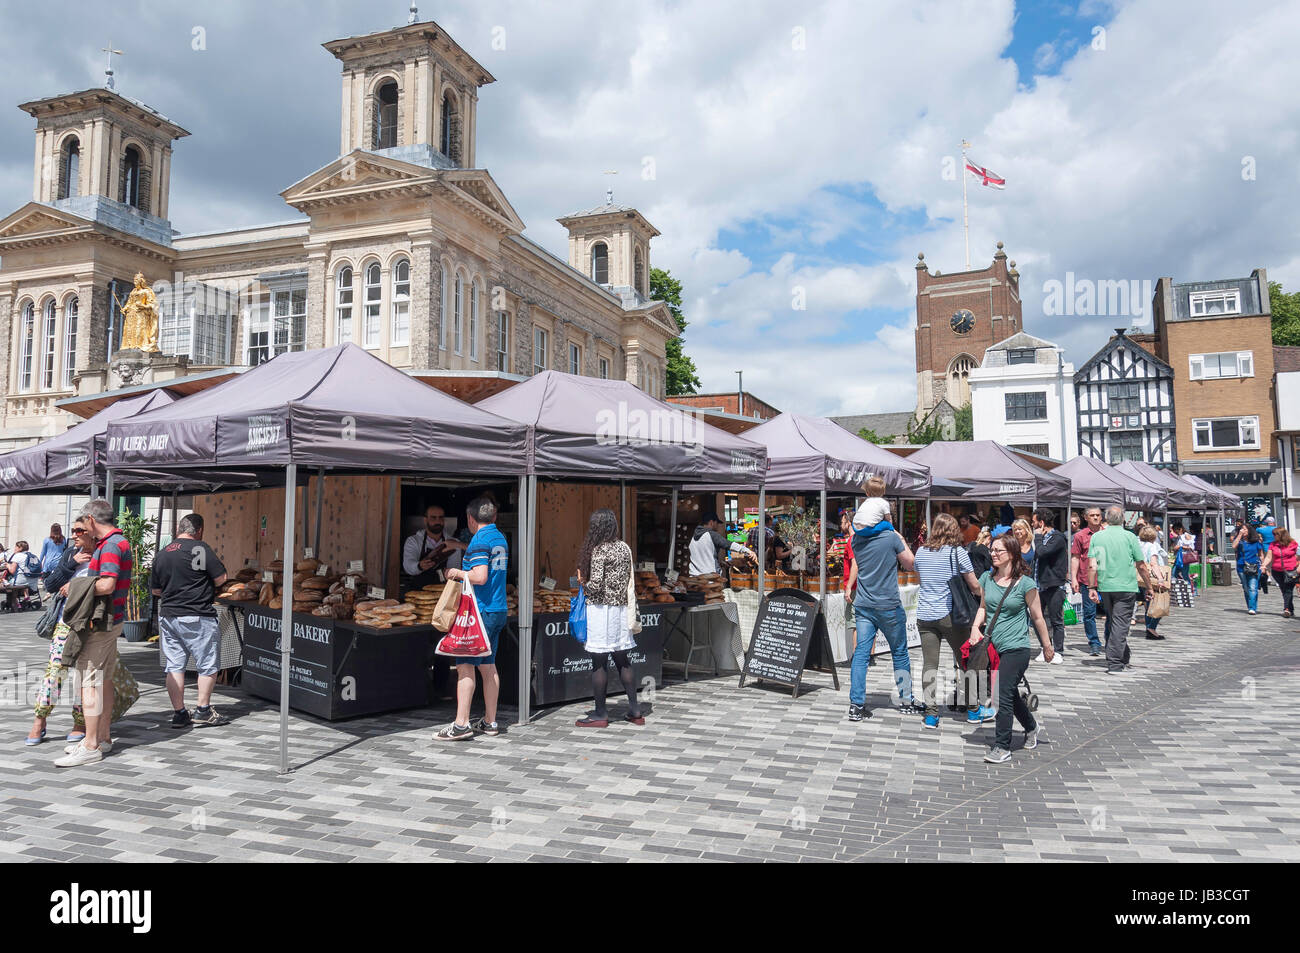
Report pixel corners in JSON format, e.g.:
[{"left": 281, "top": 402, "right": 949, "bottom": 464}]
[{"left": 1, "top": 587, "right": 1297, "bottom": 862}]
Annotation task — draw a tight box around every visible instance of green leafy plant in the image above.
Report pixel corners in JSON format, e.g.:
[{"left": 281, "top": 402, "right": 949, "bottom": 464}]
[
  {"left": 117, "top": 509, "right": 157, "bottom": 622},
  {"left": 857, "top": 427, "right": 892, "bottom": 445}
]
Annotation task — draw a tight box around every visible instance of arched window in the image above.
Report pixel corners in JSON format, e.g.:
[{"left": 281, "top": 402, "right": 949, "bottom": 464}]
[
  {"left": 440, "top": 91, "right": 458, "bottom": 163},
  {"left": 363, "top": 263, "right": 382, "bottom": 348},
  {"left": 469, "top": 280, "right": 480, "bottom": 362},
  {"left": 41, "top": 299, "right": 58, "bottom": 390},
  {"left": 59, "top": 138, "right": 80, "bottom": 200},
  {"left": 591, "top": 242, "right": 609, "bottom": 284},
  {"left": 947, "top": 354, "right": 978, "bottom": 408},
  {"left": 634, "top": 249, "right": 645, "bottom": 296},
  {"left": 63, "top": 296, "right": 78, "bottom": 388},
  {"left": 374, "top": 81, "right": 398, "bottom": 150},
  {"left": 453, "top": 273, "right": 464, "bottom": 354},
  {"left": 438, "top": 262, "right": 449, "bottom": 350},
  {"left": 335, "top": 266, "right": 354, "bottom": 344},
  {"left": 121, "top": 146, "right": 141, "bottom": 208},
  {"left": 391, "top": 258, "right": 410, "bottom": 346},
  {"left": 18, "top": 301, "right": 35, "bottom": 391}
]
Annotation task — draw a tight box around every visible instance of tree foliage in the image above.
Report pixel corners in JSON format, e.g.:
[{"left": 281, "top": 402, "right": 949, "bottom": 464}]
[
  {"left": 650, "top": 267, "right": 701, "bottom": 395},
  {"left": 954, "top": 402, "right": 974, "bottom": 441},
  {"left": 1269, "top": 281, "right": 1300, "bottom": 346},
  {"left": 857, "top": 427, "right": 893, "bottom": 445}
]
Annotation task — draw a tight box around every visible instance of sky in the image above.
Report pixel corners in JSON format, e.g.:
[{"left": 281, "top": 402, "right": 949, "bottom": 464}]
[{"left": 2, "top": 0, "right": 1297, "bottom": 417}]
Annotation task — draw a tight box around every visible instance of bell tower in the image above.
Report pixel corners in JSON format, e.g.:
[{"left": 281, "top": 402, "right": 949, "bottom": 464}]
[
  {"left": 19, "top": 82, "right": 188, "bottom": 241},
  {"left": 557, "top": 195, "right": 660, "bottom": 304},
  {"left": 914, "top": 241, "right": 1022, "bottom": 418},
  {"left": 324, "top": 15, "right": 495, "bottom": 169}
]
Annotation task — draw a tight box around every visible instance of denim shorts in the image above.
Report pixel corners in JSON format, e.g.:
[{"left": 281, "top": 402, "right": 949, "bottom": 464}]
[
  {"left": 454, "top": 611, "right": 506, "bottom": 667},
  {"left": 160, "top": 615, "right": 220, "bottom": 676}
]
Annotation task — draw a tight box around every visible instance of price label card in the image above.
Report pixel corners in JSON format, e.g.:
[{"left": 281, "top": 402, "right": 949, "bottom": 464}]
[
  {"left": 540, "top": 577, "right": 557, "bottom": 591},
  {"left": 274, "top": 550, "right": 281, "bottom": 561},
  {"left": 303, "top": 547, "right": 314, "bottom": 559},
  {"left": 367, "top": 586, "right": 386, "bottom": 600},
  {"left": 244, "top": 558, "right": 259, "bottom": 569},
  {"left": 316, "top": 564, "right": 329, "bottom": 576},
  {"left": 665, "top": 569, "right": 680, "bottom": 584},
  {"left": 344, "top": 577, "right": 356, "bottom": 590},
  {"left": 348, "top": 560, "right": 365, "bottom": 572},
  {"left": 637, "top": 561, "right": 656, "bottom": 572},
  {"left": 262, "top": 571, "right": 274, "bottom": 583}
]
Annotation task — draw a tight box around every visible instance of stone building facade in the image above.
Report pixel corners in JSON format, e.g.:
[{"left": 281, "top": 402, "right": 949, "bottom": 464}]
[{"left": 0, "top": 17, "right": 677, "bottom": 542}]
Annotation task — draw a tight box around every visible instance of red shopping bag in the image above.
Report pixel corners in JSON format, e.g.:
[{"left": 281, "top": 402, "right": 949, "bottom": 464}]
[{"left": 434, "top": 581, "right": 492, "bottom": 657}]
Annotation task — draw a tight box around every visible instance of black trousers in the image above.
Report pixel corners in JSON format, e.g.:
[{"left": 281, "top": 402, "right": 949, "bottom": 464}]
[
  {"left": 993, "top": 647, "right": 1036, "bottom": 750},
  {"left": 1040, "top": 585, "right": 1066, "bottom": 653}
]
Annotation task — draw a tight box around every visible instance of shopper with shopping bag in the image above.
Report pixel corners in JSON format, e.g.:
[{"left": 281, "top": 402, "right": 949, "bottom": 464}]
[
  {"left": 1138, "top": 525, "right": 1170, "bottom": 640},
  {"left": 572, "top": 509, "right": 643, "bottom": 728},
  {"left": 434, "top": 496, "right": 509, "bottom": 741}
]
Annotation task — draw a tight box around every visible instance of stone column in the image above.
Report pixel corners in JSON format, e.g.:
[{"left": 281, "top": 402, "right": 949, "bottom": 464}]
[
  {"left": 305, "top": 247, "right": 328, "bottom": 350},
  {"left": 0, "top": 291, "right": 13, "bottom": 410},
  {"left": 409, "top": 234, "right": 434, "bottom": 368}
]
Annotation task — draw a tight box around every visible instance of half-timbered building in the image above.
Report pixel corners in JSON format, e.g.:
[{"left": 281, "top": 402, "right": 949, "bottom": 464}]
[{"left": 1073, "top": 329, "right": 1176, "bottom": 466}]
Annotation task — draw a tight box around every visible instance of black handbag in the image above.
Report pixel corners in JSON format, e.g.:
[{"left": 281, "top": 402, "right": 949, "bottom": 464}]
[
  {"left": 947, "top": 548, "right": 978, "bottom": 628},
  {"left": 35, "top": 595, "right": 63, "bottom": 641}
]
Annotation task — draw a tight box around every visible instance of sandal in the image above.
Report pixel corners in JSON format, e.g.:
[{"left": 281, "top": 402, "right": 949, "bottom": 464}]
[
  {"left": 24, "top": 729, "right": 47, "bottom": 747},
  {"left": 66, "top": 731, "right": 85, "bottom": 743},
  {"left": 575, "top": 714, "right": 609, "bottom": 728}
]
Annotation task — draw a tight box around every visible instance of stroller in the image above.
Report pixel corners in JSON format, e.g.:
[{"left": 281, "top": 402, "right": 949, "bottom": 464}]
[{"left": 950, "top": 654, "right": 1038, "bottom": 713}]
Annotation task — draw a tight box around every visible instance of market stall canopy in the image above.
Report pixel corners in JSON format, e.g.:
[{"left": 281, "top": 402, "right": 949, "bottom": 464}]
[
  {"left": 1054, "top": 455, "right": 1165, "bottom": 511},
  {"left": 104, "top": 343, "right": 529, "bottom": 476},
  {"left": 475, "top": 370, "right": 767, "bottom": 485},
  {"left": 1112, "top": 460, "right": 1206, "bottom": 510},
  {"left": 1179, "top": 473, "right": 1244, "bottom": 513},
  {"left": 742, "top": 412, "right": 931, "bottom": 495},
  {"left": 906, "top": 440, "right": 1071, "bottom": 505}
]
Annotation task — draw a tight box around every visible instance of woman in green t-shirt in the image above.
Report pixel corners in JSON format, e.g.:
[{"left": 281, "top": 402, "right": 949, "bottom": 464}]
[{"left": 969, "top": 534, "right": 1055, "bottom": 764}]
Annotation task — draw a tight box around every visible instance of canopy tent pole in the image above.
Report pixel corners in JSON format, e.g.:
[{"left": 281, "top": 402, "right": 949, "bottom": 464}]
[
  {"left": 381, "top": 477, "right": 397, "bottom": 590},
  {"left": 667, "top": 487, "right": 679, "bottom": 572},
  {"left": 170, "top": 490, "right": 178, "bottom": 538},
  {"left": 516, "top": 475, "right": 530, "bottom": 727},
  {"left": 313, "top": 466, "right": 325, "bottom": 554},
  {"left": 818, "top": 490, "right": 827, "bottom": 602},
  {"left": 519, "top": 474, "right": 537, "bottom": 726},
  {"left": 105, "top": 469, "right": 114, "bottom": 504},
  {"left": 279, "top": 462, "right": 297, "bottom": 775},
  {"left": 757, "top": 484, "right": 766, "bottom": 595},
  {"left": 90, "top": 482, "right": 98, "bottom": 499},
  {"left": 620, "top": 480, "right": 627, "bottom": 544},
  {"left": 925, "top": 498, "right": 931, "bottom": 529}
]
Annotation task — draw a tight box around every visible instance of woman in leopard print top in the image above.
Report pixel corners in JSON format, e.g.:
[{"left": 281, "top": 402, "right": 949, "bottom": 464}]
[{"left": 575, "top": 509, "right": 643, "bottom": 728}]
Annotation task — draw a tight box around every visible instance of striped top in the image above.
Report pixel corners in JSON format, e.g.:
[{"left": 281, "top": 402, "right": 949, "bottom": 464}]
[
  {"left": 914, "top": 544, "right": 974, "bottom": 622},
  {"left": 89, "top": 530, "right": 133, "bottom": 625}
]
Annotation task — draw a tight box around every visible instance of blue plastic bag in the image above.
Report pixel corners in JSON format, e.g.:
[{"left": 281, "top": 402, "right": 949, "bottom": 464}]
[{"left": 569, "top": 585, "right": 588, "bottom": 643}]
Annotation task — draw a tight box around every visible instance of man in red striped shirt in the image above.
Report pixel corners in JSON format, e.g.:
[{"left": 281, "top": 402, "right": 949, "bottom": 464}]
[{"left": 56, "top": 499, "right": 132, "bottom": 767}]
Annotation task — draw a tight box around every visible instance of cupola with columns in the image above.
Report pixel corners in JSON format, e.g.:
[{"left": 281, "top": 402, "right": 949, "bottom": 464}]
[{"left": 556, "top": 192, "right": 660, "bottom": 304}]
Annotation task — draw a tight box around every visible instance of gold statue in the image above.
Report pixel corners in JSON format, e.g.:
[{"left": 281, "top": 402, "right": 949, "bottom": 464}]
[{"left": 114, "top": 273, "right": 160, "bottom": 352}]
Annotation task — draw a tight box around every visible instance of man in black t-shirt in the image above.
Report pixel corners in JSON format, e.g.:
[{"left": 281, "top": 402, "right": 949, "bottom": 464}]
[{"left": 150, "top": 514, "right": 229, "bottom": 728}]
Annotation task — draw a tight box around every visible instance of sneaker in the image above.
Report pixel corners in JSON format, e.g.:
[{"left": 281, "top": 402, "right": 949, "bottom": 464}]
[
  {"left": 847, "top": 704, "right": 869, "bottom": 723},
  {"left": 1049, "top": 653, "right": 1064, "bottom": 665},
  {"left": 1247, "top": 609, "right": 1256, "bottom": 615},
  {"left": 433, "top": 722, "right": 474, "bottom": 741},
  {"left": 897, "top": 698, "right": 925, "bottom": 714},
  {"left": 473, "top": 718, "right": 501, "bottom": 736},
  {"left": 1089, "top": 647, "right": 1102, "bottom": 656},
  {"left": 171, "top": 709, "right": 194, "bottom": 729},
  {"left": 923, "top": 715, "right": 940, "bottom": 730},
  {"left": 1145, "top": 630, "right": 1164, "bottom": 640},
  {"left": 1106, "top": 665, "right": 1126, "bottom": 674},
  {"left": 983, "top": 746, "right": 1012, "bottom": 764},
  {"left": 63, "top": 739, "right": 111, "bottom": 755},
  {"left": 192, "top": 707, "right": 229, "bottom": 727},
  {"left": 1034, "top": 651, "right": 1046, "bottom": 663},
  {"left": 1025, "top": 725, "right": 1045, "bottom": 749},
  {"left": 54, "top": 743, "right": 103, "bottom": 767}
]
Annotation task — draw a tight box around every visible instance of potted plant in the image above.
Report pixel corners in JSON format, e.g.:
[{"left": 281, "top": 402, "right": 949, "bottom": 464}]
[{"left": 118, "top": 509, "right": 157, "bottom": 642}]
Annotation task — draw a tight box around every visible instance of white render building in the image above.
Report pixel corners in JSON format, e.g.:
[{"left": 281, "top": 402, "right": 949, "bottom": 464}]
[{"left": 969, "top": 331, "right": 1077, "bottom": 462}]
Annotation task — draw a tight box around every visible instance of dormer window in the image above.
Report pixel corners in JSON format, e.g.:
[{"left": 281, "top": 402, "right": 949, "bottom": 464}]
[
  {"left": 591, "top": 242, "right": 609, "bottom": 285},
  {"left": 374, "top": 81, "right": 398, "bottom": 150},
  {"left": 121, "top": 146, "right": 141, "bottom": 208},
  {"left": 1189, "top": 289, "right": 1241, "bottom": 317},
  {"left": 1007, "top": 347, "right": 1035, "bottom": 365}
]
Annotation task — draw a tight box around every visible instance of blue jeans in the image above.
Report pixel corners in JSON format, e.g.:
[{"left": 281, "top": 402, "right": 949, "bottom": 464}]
[
  {"left": 1173, "top": 562, "right": 1192, "bottom": 583},
  {"left": 850, "top": 603, "right": 912, "bottom": 707},
  {"left": 1079, "top": 584, "right": 1100, "bottom": 649},
  {"left": 1238, "top": 570, "right": 1259, "bottom": 612}
]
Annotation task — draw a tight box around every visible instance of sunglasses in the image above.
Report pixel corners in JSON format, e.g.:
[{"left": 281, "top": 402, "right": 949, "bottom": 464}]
[{"left": 71, "top": 528, "right": 86, "bottom": 535}]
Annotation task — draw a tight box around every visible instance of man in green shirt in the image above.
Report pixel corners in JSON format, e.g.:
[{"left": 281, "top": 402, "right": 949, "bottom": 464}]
[{"left": 1087, "top": 505, "right": 1152, "bottom": 674}]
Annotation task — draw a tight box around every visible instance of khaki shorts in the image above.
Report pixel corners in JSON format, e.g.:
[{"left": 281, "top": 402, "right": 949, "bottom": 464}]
[{"left": 75, "top": 624, "right": 121, "bottom": 689}]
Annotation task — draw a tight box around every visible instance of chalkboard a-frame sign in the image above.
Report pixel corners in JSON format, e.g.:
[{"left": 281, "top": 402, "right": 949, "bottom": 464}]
[{"left": 739, "top": 588, "right": 840, "bottom": 698}]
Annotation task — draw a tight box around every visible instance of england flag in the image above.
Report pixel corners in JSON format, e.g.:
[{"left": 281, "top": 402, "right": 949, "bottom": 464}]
[{"left": 965, "top": 158, "right": 1006, "bottom": 189}]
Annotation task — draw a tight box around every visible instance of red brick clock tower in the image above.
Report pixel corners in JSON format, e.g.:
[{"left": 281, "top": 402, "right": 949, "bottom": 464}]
[{"left": 914, "top": 241, "right": 1022, "bottom": 418}]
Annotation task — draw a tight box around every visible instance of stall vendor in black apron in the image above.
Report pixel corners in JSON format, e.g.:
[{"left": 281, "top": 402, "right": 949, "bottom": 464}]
[{"left": 402, "top": 504, "right": 465, "bottom": 591}]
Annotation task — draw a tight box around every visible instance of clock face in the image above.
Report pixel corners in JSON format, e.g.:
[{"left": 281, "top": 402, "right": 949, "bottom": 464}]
[{"left": 951, "top": 309, "right": 976, "bottom": 335}]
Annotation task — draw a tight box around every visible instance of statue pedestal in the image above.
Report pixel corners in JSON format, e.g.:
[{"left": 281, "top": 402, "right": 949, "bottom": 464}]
[{"left": 108, "top": 349, "right": 190, "bottom": 390}]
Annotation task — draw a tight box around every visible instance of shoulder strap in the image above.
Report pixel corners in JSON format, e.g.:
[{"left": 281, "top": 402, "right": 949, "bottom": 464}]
[{"left": 985, "top": 573, "right": 1016, "bottom": 636}]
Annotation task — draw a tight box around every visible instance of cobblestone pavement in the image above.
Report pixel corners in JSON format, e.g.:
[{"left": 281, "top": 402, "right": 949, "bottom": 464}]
[{"left": 1, "top": 587, "right": 1297, "bottom": 862}]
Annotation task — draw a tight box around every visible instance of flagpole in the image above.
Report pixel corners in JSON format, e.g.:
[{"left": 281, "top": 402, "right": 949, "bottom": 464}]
[{"left": 961, "top": 139, "right": 971, "bottom": 270}]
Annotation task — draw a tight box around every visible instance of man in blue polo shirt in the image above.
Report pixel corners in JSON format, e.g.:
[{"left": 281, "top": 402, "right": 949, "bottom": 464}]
[{"left": 436, "top": 495, "right": 509, "bottom": 742}]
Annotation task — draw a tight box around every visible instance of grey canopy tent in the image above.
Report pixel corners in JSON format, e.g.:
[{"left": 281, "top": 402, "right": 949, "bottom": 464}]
[
  {"left": 739, "top": 412, "right": 934, "bottom": 601},
  {"left": 105, "top": 343, "right": 530, "bottom": 772},
  {"left": 1055, "top": 455, "right": 1165, "bottom": 511},
  {"left": 478, "top": 371, "right": 769, "bottom": 717},
  {"left": 907, "top": 440, "right": 1071, "bottom": 507},
  {"left": 1114, "top": 460, "right": 1216, "bottom": 588}
]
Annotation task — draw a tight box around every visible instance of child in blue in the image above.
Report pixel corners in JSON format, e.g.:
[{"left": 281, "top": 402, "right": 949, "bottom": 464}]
[{"left": 435, "top": 496, "right": 509, "bottom": 741}]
